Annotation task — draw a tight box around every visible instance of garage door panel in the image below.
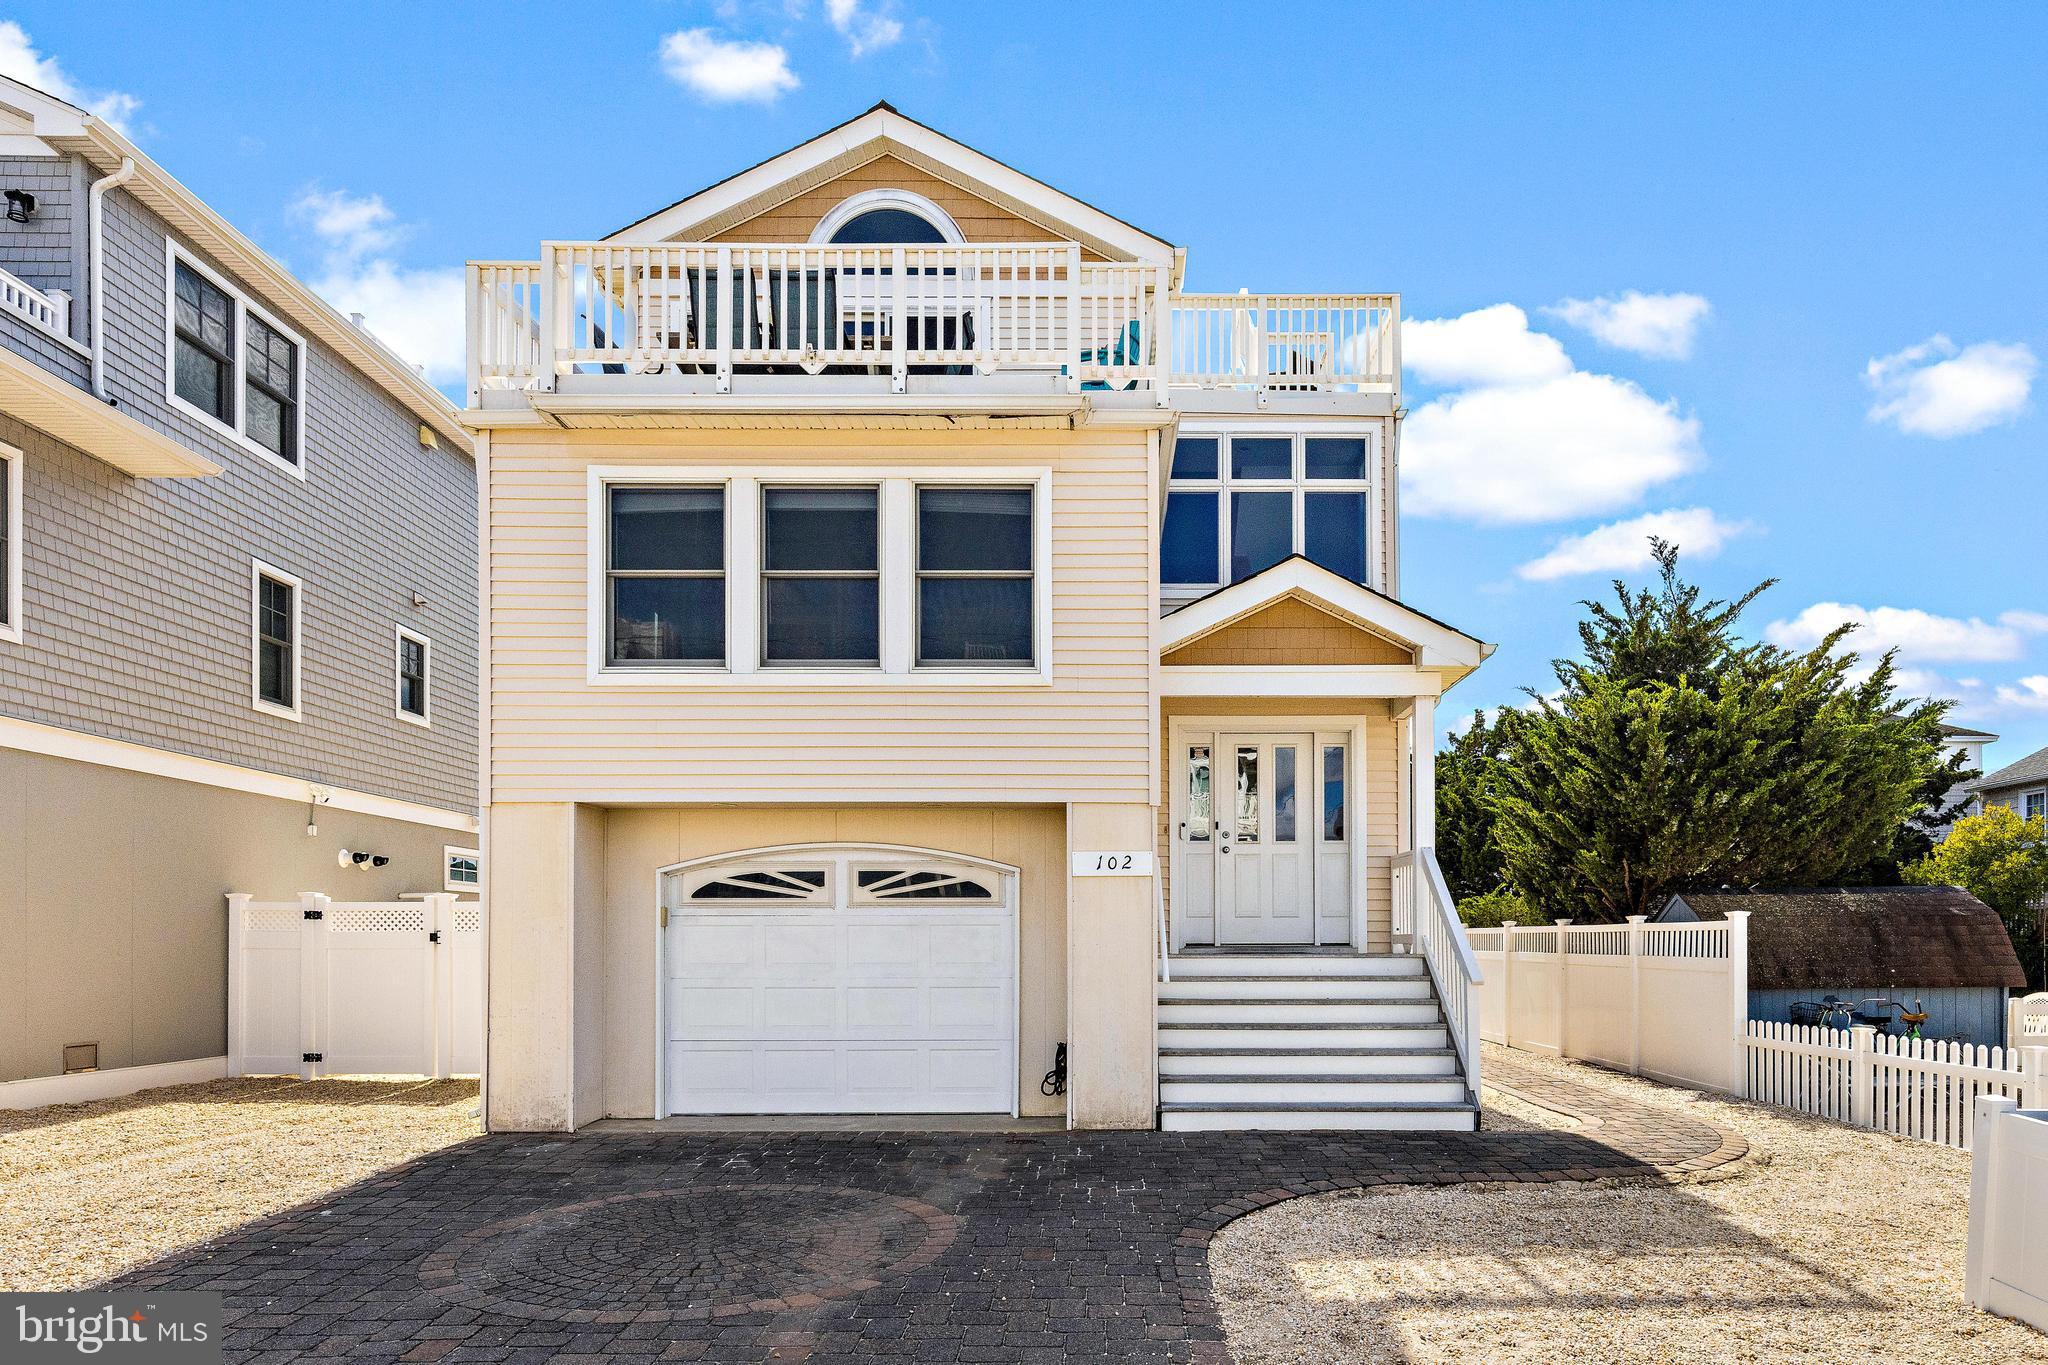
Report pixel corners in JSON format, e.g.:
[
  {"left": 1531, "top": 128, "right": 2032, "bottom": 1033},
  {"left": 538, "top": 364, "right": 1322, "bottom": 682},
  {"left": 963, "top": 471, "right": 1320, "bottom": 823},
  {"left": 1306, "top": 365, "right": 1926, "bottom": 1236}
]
[{"left": 665, "top": 853, "right": 1016, "bottom": 1115}]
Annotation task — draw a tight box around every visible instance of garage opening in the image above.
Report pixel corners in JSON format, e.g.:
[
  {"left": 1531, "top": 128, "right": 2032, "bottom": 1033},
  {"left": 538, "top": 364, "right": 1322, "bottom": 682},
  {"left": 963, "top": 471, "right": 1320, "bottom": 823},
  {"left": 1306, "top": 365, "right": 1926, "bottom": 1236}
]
[{"left": 660, "top": 843, "right": 1019, "bottom": 1116}]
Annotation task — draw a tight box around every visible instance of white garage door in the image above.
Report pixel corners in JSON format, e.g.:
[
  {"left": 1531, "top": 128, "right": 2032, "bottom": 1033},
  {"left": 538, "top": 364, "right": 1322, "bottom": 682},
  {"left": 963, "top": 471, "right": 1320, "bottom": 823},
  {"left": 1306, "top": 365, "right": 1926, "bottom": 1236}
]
[{"left": 663, "top": 846, "right": 1017, "bottom": 1115}]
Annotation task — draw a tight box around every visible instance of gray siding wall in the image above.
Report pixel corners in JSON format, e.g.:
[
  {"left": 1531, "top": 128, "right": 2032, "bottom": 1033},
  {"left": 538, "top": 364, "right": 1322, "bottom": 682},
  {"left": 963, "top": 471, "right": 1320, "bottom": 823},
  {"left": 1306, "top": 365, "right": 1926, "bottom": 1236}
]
[
  {"left": 0, "top": 746, "right": 469, "bottom": 1082},
  {"left": 0, "top": 173, "right": 477, "bottom": 814},
  {"left": 1748, "top": 986, "right": 2010, "bottom": 1049},
  {"left": 0, "top": 153, "right": 84, "bottom": 307}
]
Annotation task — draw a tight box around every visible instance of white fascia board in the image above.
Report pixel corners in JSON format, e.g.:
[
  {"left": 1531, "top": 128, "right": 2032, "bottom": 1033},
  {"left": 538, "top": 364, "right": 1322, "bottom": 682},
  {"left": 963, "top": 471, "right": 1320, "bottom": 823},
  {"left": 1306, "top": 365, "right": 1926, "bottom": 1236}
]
[
  {"left": 1159, "top": 665, "right": 1445, "bottom": 698},
  {"left": 1159, "top": 558, "right": 1489, "bottom": 669},
  {"left": 28, "top": 101, "right": 471, "bottom": 455},
  {"left": 0, "top": 714, "right": 478, "bottom": 832},
  {"left": 606, "top": 108, "right": 1174, "bottom": 264}
]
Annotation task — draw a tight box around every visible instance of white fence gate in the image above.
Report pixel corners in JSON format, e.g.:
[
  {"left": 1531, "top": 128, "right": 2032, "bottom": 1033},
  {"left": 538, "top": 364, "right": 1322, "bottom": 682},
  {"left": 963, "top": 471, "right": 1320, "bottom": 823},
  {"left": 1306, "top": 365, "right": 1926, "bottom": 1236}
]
[
  {"left": 1968, "top": 1099, "right": 2048, "bottom": 1332},
  {"left": 227, "top": 893, "right": 481, "bottom": 1080}
]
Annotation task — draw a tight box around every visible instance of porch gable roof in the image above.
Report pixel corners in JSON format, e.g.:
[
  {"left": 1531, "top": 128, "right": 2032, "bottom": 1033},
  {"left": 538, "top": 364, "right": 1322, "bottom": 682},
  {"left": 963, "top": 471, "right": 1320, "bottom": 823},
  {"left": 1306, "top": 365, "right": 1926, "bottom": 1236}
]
[{"left": 1160, "top": 557, "right": 1493, "bottom": 681}]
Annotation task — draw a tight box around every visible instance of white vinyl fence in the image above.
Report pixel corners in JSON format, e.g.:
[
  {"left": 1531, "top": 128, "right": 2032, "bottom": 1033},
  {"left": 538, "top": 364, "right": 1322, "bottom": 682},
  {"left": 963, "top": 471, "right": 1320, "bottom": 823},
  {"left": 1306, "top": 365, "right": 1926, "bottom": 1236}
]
[
  {"left": 1468, "top": 915, "right": 1748, "bottom": 1093},
  {"left": 227, "top": 892, "right": 481, "bottom": 1080},
  {"left": 1473, "top": 911, "right": 2048, "bottom": 1152},
  {"left": 1968, "top": 1099, "right": 2048, "bottom": 1332}
]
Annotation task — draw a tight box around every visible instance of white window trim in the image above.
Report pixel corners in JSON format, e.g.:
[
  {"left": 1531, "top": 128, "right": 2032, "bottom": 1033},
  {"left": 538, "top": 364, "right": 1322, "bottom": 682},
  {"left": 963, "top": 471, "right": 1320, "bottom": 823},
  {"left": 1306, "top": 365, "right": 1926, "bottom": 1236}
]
[
  {"left": 165, "top": 241, "right": 309, "bottom": 481},
  {"left": 1164, "top": 425, "right": 1378, "bottom": 598},
  {"left": 586, "top": 465, "right": 1054, "bottom": 687},
  {"left": 0, "top": 441, "right": 20, "bottom": 645},
  {"left": 443, "top": 845, "right": 480, "bottom": 892},
  {"left": 395, "top": 624, "right": 432, "bottom": 728},
  {"left": 250, "top": 559, "right": 303, "bottom": 722},
  {"left": 809, "top": 188, "right": 966, "bottom": 245}
]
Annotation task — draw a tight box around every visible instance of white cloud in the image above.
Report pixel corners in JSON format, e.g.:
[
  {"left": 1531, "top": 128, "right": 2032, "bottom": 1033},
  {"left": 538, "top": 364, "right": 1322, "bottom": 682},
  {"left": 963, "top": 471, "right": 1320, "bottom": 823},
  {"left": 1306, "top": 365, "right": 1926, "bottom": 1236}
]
[
  {"left": 1516, "top": 507, "right": 1749, "bottom": 582},
  {"left": 825, "top": 0, "right": 904, "bottom": 55},
  {"left": 1763, "top": 602, "right": 2048, "bottom": 664},
  {"left": 0, "top": 19, "right": 139, "bottom": 132},
  {"left": 289, "top": 187, "right": 461, "bottom": 385},
  {"left": 1545, "top": 291, "right": 1711, "bottom": 360},
  {"left": 291, "top": 188, "right": 400, "bottom": 260},
  {"left": 1403, "top": 304, "right": 1571, "bottom": 388},
  {"left": 1404, "top": 369, "right": 1702, "bottom": 524},
  {"left": 659, "top": 28, "right": 799, "bottom": 103},
  {"left": 1865, "top": 335, "right": 2036, "bottom": 437},
  {"left": 1995, "top": 676, "right": 2048, "bottom": 712}
]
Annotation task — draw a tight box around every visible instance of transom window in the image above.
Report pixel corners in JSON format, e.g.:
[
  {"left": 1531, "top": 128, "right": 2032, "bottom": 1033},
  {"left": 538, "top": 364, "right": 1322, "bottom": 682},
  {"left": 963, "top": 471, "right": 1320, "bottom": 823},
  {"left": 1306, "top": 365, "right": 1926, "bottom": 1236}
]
[
  {"left": 168, "top": 248, "right": 306, "bottom": 476},
  {"left": 762, "top": 487, "right": 880, "bottom": 666},
  {"left": 916, "top": 486, "right": 1034, "bottom": 667},
  {"left": 251, "top": 562, "right": 301, "bottom": 720},
  {"left": 396, "top": 626, "right": 431, "bottom": 725},
  {"left": 1162, "top": 433, "right": 1373, "bottom": 591},
  {"left": 606, "top": 486, "right": 726, "bottom": 666},
  {"left": 444, "top": 847, "right": 480, "bottom": 892}
]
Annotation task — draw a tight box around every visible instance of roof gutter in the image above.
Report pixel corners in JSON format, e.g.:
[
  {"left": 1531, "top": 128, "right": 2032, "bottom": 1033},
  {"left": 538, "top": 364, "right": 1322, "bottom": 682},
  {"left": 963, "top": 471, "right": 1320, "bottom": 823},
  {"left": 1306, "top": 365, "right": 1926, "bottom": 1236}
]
[{"left": 87, "top": 155, "right": 137, "bottom": 402}]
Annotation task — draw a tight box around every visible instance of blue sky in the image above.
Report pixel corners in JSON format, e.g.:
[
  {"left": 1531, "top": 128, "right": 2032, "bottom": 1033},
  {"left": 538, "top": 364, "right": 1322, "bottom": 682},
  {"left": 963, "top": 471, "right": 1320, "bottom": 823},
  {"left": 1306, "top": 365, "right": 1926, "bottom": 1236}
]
[{"left": 15, "top": 3, "right": 2046, "bottom": 769}]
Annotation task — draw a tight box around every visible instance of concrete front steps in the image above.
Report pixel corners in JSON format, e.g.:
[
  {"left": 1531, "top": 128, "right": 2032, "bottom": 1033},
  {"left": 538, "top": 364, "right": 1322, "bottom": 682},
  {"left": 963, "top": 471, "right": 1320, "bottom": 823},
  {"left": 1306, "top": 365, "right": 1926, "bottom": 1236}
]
[{"left": 1157, "top": 953, "right": 1477, "bottom": 1132}]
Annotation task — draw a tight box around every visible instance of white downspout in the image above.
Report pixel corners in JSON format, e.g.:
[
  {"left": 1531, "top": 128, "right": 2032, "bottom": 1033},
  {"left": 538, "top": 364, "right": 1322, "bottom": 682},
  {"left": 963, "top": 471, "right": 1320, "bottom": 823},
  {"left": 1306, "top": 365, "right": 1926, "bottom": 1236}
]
[{"left": 87, "top": 156, "right": 137, "bottom": 401}]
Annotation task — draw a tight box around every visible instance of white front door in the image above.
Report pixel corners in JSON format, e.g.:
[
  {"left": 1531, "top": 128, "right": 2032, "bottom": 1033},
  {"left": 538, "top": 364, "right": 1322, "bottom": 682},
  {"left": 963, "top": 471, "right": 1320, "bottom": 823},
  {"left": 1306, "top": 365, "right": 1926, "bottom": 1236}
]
[
  {"left": 1214, "top": 733, "right": 1317, "bottom": 945},
  {"left": 662, "top": 848, "right": 1016, "bottom": 1115}
]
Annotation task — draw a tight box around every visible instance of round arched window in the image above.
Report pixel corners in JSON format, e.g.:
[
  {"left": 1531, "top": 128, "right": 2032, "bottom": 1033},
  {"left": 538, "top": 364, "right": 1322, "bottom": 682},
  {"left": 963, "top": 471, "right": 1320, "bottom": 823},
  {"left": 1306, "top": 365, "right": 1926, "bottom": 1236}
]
[{"left": 827, "top": 206, "right": 949, "bottom": 244}]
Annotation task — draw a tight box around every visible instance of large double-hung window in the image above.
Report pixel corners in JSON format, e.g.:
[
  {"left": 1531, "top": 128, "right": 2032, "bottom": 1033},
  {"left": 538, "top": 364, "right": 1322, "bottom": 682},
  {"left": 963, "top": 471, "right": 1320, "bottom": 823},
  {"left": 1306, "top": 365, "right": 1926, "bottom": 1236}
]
[
  {"left": 595, "top": 471, "right": 1046, "bottom": 680},
  {"left": 1162, "top": 432, "right": 1373, "bottom": 594},
  {"left": 168, "top": 248, "right": 306, "bottom": 476}
]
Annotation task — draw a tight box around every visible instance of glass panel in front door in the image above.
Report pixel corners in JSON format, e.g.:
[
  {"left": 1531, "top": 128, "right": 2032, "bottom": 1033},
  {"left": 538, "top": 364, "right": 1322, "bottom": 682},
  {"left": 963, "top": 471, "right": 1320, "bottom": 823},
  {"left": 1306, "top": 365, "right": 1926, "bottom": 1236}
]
[
  {"left": 1274, "top": 746, "right": 1297, "bottom": 842},
  {"left": 1187, "top": 745, "right": 1211, "bottom": 841},
  {"left": 1234, "top": 746, "right": 1259, "bottom": 843}
]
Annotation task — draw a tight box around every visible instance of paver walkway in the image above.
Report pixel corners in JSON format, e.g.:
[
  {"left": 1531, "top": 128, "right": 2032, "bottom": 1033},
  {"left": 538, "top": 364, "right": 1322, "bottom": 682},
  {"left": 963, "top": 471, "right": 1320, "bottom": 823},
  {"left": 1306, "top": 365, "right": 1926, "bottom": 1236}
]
[{"left": 114, "top": 1057, "right": 1746, "bottom": 1363}]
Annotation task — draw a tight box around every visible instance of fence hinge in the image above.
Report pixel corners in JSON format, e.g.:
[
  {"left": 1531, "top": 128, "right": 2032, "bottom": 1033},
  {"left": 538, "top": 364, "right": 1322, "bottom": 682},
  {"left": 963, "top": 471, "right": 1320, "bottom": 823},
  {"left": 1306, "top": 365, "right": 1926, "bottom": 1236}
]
[
  {"left": 302, "top": 1052, "right": 322, "bottom": 1063},
  {"left": 428, "top": 930, "right": 441, "bottom": 944},
  {"left": 303, "top": 909, "right": 323, "bottom": 920}
]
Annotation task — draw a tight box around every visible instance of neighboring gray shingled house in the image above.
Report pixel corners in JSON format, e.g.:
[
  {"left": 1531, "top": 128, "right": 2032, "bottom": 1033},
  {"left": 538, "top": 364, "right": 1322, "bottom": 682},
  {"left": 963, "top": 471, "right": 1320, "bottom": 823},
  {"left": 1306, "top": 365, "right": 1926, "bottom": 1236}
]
[
  {"left": 0, "top": 77, "right": 478, "bottom": 1104},
  {"left": 1965, "top": 742, "right": 2048, "bottom": 823},
  {"left": 1653, "top": 886, "right": 2027, "bottom": 1047}
]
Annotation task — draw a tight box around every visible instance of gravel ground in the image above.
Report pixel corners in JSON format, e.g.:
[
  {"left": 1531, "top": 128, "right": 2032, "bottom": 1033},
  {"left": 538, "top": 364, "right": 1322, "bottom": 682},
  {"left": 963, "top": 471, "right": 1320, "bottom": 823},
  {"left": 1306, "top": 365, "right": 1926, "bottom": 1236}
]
[
  {"left": 1212, "top": 1044, "right": 2048, "bottom": 1364},
  {"left": 0, "top": 1076, "right": 480, "bottom": 1291}
]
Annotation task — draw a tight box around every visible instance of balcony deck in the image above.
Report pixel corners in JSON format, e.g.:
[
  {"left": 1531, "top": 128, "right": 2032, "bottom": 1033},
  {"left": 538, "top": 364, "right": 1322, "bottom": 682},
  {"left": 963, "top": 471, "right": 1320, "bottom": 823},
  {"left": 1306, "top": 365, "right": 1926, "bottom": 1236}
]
[{"left": 466, "top": 243, "right": 1397, "bottom": 413}]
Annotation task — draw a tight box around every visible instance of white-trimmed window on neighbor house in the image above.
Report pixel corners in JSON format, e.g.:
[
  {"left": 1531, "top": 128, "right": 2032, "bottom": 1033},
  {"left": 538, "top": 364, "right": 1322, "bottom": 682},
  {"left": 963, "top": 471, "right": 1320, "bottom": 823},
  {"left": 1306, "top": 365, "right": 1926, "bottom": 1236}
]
[
  {"left": 169, "top": 248, "right": 306, "bottom": 477},
  {"left": 444, "top": 846, "right": 480, "bottom": 893},
  {"left": 251, "top": 561, "right": 301, "bottom": 720},
  {"left": 395, "top": 625, "right": 431, "bottom": 726},
  {"left": 1161, "top": 432, "right": 1373, "bottom": 595},
  {"left": 605, "top": 486, "right": 726, "bottom": 666},
  {"left": 762, "top": 486, "right": 880, "bottom": 667},
  {"left": 2027, "top": 790, "right": 2047, "bottom": 822},
  {"left": 916, "top": 486, "right": 1034, "bottom": 667},
  {"left": 0, "top": 442, "right": 20, "bottom": 643},
  {"left": 594, "top": 470, "right": 1049, "bottom": 682}
]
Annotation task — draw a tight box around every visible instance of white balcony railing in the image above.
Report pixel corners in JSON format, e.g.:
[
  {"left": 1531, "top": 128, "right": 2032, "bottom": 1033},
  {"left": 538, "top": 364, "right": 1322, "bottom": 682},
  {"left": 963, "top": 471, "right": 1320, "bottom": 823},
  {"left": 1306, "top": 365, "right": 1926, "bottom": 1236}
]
[
  {"left": 0, "top": 265, "right": 70, "bottom": 342},
  {"left": 466, "top": 242, "right": 1397, "bottom": 403}
]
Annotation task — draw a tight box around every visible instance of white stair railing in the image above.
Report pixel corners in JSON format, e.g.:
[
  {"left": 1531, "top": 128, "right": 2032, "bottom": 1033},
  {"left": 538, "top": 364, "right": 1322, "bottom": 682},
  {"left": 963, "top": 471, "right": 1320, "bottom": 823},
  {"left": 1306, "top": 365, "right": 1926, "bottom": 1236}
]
[{"left": 1394, "top": 846, "right": 1483, "bottom": 1104}]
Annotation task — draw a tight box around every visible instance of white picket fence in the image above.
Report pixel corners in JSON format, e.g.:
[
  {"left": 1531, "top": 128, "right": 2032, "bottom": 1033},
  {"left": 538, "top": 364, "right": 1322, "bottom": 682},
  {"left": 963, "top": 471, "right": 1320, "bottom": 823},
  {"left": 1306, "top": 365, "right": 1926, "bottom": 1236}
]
[
  {"left": 1473, "top": 912, "right": 2048, "bottom": 1152},
  {"left": 227, "top": 892, "right": 481, "bottom": 1080}
]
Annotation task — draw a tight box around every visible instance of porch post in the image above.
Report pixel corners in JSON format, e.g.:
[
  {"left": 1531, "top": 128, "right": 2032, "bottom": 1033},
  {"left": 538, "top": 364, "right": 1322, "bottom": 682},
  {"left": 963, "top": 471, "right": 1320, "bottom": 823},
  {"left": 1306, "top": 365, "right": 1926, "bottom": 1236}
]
[{"left": 1410, "top": 693, "right": 1436, "bottom": 854}]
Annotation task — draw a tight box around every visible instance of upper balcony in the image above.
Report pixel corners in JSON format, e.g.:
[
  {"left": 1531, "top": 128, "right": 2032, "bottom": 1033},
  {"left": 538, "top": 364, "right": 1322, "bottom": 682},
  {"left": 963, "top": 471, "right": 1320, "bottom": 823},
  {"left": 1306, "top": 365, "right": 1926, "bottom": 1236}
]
[{"left": 465, "top": 242, "right": 1398, "bottom": 417}]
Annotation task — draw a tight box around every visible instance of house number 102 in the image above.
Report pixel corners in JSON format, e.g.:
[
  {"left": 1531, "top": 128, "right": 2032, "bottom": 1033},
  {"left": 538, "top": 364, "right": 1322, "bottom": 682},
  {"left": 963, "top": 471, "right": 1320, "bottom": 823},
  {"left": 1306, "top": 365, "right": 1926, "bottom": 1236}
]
[{"left": 1070, "top": 851, "right": 1154, "bottom": 877}]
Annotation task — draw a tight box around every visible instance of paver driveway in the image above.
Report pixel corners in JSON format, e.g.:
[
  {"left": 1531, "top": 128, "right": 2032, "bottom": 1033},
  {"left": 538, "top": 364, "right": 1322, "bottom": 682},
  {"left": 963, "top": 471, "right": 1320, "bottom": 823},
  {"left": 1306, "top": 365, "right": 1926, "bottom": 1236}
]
[{"left": 113, "top": 1057, "right": 1744, "bottom": 1363}]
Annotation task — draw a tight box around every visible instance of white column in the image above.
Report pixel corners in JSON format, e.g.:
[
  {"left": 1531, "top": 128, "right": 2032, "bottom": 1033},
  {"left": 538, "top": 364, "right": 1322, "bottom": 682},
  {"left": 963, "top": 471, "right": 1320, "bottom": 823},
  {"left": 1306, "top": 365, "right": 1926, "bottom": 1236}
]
[{"left": 1410, "top": 693, "right": 1436, "bottom": 854}]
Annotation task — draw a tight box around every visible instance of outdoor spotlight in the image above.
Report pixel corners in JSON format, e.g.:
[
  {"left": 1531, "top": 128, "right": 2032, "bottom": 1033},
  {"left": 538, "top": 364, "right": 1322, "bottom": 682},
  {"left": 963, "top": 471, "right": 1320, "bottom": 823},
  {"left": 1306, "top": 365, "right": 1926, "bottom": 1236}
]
[
  {"left": 370, "top": 855, "right": 390, "bottom": 869},
  {"left": 4, "top": 189, "right": 35, "bottom": 223}
]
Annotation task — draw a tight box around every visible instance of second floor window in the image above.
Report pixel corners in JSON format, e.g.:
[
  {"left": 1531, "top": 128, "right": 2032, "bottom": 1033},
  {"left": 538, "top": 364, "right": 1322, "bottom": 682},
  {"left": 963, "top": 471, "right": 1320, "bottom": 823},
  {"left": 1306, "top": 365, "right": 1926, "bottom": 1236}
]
[
  {"left": 1162, "top": 433, "right": 1373, "bottom": 591},
  {"left": 245, "top": 314, "right": 299, "bottom": 465},
  {"left": 396, "top": 627, "right": 430, "bottom": 724},
  {"left": 762, "top": 487, "right": 879, "bottom": 666},
  {"left": 607, "top": 487, "right": 725, "bottom": 666},
  {"left": 917, "top": 487, "right": 1033, "bottom": 667},
  {"left": 252, "top": 563, "right": 300, "bottom": 719},
  {"left": 173, "top": 261, "right": 234, "bottom": 423}
]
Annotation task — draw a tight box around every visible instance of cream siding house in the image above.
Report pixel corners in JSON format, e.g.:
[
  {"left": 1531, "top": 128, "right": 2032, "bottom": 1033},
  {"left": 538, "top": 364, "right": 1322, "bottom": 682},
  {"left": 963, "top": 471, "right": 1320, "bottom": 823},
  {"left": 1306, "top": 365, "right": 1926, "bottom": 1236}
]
[{"left": 468, "top": 105, "right": 1489, "bottom": 1133}]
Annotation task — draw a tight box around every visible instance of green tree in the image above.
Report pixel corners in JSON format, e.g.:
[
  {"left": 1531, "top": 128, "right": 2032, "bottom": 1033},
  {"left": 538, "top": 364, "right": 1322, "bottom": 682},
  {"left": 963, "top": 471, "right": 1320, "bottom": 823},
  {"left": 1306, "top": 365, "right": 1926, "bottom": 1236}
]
[
  {"left": 1435, "top": 708, "right": 1514, "bottom": 900},
  {"left": 1904, "top": 806, "right": 2048, "bottom": 990},
  {"left": 1484, "top": 541, "right": 1952, "bottom": 922}
]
